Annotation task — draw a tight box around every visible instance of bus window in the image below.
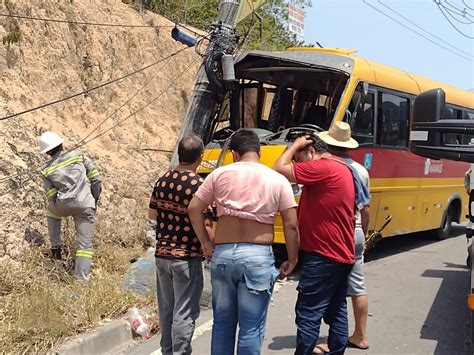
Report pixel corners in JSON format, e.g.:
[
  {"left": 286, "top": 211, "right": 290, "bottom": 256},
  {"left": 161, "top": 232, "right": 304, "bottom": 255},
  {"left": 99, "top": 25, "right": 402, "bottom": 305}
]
[
  {"left": 349, "top": 86, "right": 375, "bottom": 145},
  {"left": 377, "top": 92, "right": 409, "bottom": 147},
  {"left": 445, "top": 105, "right": 463, "bottom": 119},
  {"left": 462, "top": 110, "right": 474, "bottom": 120}
]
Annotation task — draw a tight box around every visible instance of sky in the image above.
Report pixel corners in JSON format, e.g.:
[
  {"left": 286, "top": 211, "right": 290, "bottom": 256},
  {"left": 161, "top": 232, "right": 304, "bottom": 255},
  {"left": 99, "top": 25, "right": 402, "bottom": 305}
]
[{"left": 302, "top": 0, "right": 474, "bottom": 91}]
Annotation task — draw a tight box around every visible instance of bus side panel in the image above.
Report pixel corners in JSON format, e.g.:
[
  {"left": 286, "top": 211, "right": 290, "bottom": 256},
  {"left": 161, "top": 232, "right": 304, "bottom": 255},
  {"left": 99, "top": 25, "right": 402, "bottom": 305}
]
[
  {"left": 374, "top": 190, "right": 419, "bottom": 236},
  {"left": 351, "top": 147, "right": 468, "bottom": 238},
  {"left": 368, "top": 192, "right": 381, "bottom": 232}
]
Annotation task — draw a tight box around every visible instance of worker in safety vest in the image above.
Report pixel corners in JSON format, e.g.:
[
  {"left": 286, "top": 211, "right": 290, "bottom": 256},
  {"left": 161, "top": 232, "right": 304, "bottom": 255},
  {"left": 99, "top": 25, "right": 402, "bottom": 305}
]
[{"left": 39, "top": 131, "right": 102, "bottom": 281}]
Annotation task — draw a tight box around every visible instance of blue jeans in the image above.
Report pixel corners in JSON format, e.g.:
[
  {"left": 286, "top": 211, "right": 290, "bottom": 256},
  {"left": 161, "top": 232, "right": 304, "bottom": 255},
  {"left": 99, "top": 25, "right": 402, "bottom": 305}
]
[
  {"left": 210, "top": 243, "right": 280, "bottom": 355},
  {"left": 295, "top": 252, "right": 353, "bottom": 355}
]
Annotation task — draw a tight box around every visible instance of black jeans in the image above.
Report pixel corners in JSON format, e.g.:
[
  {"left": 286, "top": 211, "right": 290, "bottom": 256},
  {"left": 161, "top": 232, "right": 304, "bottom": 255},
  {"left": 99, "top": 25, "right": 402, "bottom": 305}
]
[{"left": 295, "top": 252, "right": 353, "bottom": 355}]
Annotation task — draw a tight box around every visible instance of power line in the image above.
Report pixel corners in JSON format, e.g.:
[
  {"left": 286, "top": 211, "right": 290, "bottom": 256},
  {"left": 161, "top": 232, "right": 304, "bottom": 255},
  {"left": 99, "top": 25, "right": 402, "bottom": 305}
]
[
  {"left": 444, "top": 0, "right": 474, "bottom": 20},
  {"left": 441, "top": 1, "right": 474, "bottom": 23},
  {"left": 0, "top": 55, "right": 200, "bottom": 186},
  {"left": 464, "top": 0, "right": 474, "bottom": 11},
  {"left": 77, "top": 56, "right": 200, "bottom": 148},
  {"left": 436, "top": 1, "right": 474, "bottom": 39},
  {"left": 361, "top": 0, "right": 473, "bottom": 60},
  {"left": 378, "top": 0, "right": 472, "bottom": 58},
  {"left": 0, "top": 49, "right": 190, "bottom": 121},
  {"left": 0, "top": 12, "right": 175, "bottom": 29},
  {"left": 72, "top": 46, "right": 190, "bottom": 150},
  {"left": 0, "top": 11, "right": 217, "bottom": 49}
]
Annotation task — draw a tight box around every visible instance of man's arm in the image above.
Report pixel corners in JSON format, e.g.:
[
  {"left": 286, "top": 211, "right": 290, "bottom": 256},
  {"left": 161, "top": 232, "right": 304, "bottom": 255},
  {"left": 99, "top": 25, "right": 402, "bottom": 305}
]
[
  {"left": 188, "top": 196, "right": 214, "bottom": 260},
  {"left": 148, "top": 208, "right": 157, "bottom": 221},
  {"left": 273, "top": 146, "right": 298, "bottom": 183},
  {"left": 83, "top": 154, "right": 102, "bottom": 204},
  {"left": 43, "top": 176, "right": 58, "bottom": 200},
  {"left": 361, "top": 205, "right": 370, "bottom": 236},
  {"left": 273, "top": 136, "right": 313, "bottom": 182},
  {"left": 279, "top": 207, "right": 299, "bottom": 278}
]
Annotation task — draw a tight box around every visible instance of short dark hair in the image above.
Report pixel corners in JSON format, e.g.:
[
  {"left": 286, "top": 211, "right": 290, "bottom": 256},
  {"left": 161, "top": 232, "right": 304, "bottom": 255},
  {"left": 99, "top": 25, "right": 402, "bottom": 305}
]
[
  {"left": 327, "top": 144, "right": 350, "bottom": 154},
  {"left": 296, "top": 132, "right": 328, "bottom": 154},
  {"left": 178, "top": 134, "right": 204, "bottom": 164},
  {"left": 46, "top": 144, "right": 63, "bottom": 156},
  {"left": 229, "top": 129, "right": 260, "bottom": 156}
]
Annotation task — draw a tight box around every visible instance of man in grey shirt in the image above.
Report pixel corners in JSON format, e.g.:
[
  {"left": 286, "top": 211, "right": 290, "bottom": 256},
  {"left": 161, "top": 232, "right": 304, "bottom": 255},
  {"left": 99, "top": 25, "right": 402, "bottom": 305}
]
[{"left": 40, "top": 131, "right": 102, "bottom": 282}]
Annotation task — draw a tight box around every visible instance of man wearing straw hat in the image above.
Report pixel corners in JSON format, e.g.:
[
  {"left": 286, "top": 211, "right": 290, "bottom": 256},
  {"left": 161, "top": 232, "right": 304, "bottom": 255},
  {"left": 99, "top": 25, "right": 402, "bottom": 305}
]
[
  {"left": 319, "top": 121, "right": 371, "bottom": 351},
  {"left": 274, "top": 124, "right": 357, "bottom": 355}
]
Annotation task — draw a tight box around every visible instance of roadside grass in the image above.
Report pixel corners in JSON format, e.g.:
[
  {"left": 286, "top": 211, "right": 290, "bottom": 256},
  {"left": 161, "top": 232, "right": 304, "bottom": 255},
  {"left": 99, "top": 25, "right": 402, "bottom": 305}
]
[{"left": 0, "top": 208, "right": 156, "bottom": 353}]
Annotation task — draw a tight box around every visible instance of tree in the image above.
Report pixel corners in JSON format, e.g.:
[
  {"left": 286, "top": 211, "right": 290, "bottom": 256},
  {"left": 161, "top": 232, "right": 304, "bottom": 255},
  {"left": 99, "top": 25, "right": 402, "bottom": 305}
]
[{"left": 138, "top": 0, "right": 312, "bottom": 50}]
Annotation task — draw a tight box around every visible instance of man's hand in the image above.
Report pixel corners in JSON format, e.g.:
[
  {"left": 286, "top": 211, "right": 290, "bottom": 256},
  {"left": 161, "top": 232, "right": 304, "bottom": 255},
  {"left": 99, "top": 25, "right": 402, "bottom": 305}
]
[
  {"left": 292, "top": 135, "right": 313, "bottom": 150},
  {"left": 279, "top": 260, "right": 297, "bottom": 279},
  {"left": 201, "top": 239, "right": 215, "bottom": 262}
]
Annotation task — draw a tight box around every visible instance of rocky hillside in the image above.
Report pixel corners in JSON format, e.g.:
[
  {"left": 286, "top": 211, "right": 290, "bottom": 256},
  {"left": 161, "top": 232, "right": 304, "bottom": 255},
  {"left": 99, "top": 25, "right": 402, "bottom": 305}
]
[{"left": 0, "top": 0, "right": 201, "bottom": 261}]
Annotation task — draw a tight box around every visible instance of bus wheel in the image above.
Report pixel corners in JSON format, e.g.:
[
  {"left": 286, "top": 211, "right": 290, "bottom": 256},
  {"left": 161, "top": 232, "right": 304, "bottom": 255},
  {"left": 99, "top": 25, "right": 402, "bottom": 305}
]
[{"left": 437, "top": 207, "right": 453, "bottom": 240}]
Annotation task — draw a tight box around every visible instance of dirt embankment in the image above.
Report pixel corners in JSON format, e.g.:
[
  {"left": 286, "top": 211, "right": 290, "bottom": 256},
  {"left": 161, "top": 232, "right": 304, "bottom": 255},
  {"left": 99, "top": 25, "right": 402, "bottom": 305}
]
[{"left": 0, "top": 0, "right": 200, "bottom": 261}]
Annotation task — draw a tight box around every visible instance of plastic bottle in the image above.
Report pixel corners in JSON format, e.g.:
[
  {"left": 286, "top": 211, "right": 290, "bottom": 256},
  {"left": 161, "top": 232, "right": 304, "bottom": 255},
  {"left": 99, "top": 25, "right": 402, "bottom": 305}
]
[{"left": 127, "top": 307, "right": 151, "bottom": 338}]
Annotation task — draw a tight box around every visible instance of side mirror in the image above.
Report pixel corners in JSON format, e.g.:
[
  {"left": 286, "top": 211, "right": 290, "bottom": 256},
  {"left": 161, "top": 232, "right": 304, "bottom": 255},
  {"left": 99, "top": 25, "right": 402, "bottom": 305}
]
[
  {"left": 410, "top": 88, "right": 446, "bottom": 159},
  {"left": 412, "top": 88, "right": 445, "bottom": 124}
]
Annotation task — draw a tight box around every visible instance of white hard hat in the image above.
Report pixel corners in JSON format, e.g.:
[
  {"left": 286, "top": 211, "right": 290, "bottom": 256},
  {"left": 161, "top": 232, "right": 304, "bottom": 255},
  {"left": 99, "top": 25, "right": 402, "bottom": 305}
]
[{"left": 39, "top": 131, "right": 64, "bottom": 153}]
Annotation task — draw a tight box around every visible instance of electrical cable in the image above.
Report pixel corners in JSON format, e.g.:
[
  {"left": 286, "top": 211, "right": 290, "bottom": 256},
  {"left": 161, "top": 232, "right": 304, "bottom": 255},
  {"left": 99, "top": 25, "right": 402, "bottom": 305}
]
[
  {"left": 436, "top": 2, "right": 474, "bottom": 39},
  {"left": 463, "top": 0, "right": 474, "bottom": 11},
  {"left": 0, "top": 48, "right": 197, "bottom": 185},
  {"left": 441, "top": 2, "right": 474, "bottom": 23},
  {"left": 378, "top": 0, "right": 472, "bottom": 58},
  {"left": 362, "top": 0, "right": 473, "bottom": 59},
  {"left": 0, "top": 49, "right": 189, "bottom": 121},
  {"left": 72, "top": 45, "right": 191, "bottom": 149},
  {"left": 0, "top": 12, "right": 175, "bottom": 29},
  {"left": 0, "top": 11, "right": 219, "bottom": 50},
  {"left": 75, "top": 56, "right": 200, "bottom": 148},
  {"left": 444, "top": 0, "right": 474, "bottom": 19}
]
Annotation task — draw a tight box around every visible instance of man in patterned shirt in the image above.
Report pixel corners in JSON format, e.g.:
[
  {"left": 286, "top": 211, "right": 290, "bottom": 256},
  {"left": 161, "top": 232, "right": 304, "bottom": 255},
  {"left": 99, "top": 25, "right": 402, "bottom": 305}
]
[{"left": 148, "top": 134, "right": 210, "bottom": 355}]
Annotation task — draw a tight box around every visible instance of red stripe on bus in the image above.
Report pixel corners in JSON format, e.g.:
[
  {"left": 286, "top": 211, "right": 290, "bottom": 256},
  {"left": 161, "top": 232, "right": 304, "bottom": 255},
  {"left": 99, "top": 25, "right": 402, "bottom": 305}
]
[{"left": 350, "top": 148, "right": 469, "bottom": 179}]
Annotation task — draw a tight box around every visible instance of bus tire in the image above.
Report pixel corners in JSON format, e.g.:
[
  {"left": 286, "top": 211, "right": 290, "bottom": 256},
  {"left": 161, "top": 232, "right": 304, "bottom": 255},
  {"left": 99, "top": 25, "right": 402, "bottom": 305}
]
[{"left": 437, "top": 205, "right": 454, "bottom": 240}]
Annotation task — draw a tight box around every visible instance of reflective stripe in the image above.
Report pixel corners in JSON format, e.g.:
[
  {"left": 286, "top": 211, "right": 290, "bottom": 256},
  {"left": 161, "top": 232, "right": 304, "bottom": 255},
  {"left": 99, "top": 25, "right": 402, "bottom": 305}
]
[
  {"left": 42, "top": 156, "right": 84, "bottom": 177},
  {"left": 45, "top": 188, "right": 58, "bottom": 199},
  {"left": 87, "top": 169, "right": 99, "bottom": 179},
  {"left": 46, "top": 210, "right": 60, "bottom": 219},
  {"left": 76, "top": 250, "right": 93, "bottom": 259}
]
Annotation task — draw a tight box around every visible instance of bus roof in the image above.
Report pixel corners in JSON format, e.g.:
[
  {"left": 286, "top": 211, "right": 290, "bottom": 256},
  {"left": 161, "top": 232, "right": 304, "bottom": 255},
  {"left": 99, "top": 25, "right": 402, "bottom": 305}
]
[{"left": 281, "top": 47, "right": 474, "bottom": 109}]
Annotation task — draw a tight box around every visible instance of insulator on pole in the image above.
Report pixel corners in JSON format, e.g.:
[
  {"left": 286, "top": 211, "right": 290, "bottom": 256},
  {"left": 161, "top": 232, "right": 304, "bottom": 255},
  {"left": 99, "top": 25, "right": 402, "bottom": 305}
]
[
  {"left": 171, "top": 26, "right": 197, "bottom": 47},
  {"left": 221, "top": 54, "right": 236, "bottom": 82}
]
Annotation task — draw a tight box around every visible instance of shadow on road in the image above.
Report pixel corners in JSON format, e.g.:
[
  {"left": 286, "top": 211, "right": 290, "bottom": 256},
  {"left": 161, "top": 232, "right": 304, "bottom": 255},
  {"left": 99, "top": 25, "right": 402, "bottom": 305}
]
[
  {"left": 267, "top": 335, "right": 329, "bottom": 351},
  {"left": 365, "top": 225, "right": 466, "bottom": 263},
  {"left": 421, "top": 267, "right": 470, "bottom": 354},
  {"left": 267, "top": 335, "right": 296, "bottom": 351}
]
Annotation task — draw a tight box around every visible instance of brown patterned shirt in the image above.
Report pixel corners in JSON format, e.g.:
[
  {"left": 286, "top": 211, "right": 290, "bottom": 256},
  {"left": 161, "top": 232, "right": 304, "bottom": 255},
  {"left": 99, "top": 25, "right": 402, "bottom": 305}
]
[{"left": 149, "top": 170, "right": 204, "bottom": 259}]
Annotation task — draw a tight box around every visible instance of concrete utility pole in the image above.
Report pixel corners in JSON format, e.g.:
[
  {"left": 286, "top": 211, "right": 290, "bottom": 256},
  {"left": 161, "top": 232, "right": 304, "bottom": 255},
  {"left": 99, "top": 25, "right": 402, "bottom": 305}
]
[{"left": 170, "top": 0, "right": 241, "bottom": 168}]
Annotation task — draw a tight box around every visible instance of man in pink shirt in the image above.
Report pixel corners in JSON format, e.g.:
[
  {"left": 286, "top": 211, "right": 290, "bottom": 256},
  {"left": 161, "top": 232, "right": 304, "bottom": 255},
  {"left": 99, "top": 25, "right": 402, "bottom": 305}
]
[{"left": 188, "top": 129, "right": 299, "bottom": 355}]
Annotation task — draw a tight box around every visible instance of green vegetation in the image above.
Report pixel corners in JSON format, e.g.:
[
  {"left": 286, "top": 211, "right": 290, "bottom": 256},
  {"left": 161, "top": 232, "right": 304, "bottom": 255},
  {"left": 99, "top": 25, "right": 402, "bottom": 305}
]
[
  {"left": 3, "top": 31, "right": 22, "bottom": 46},
  {"left": 140, "top": 0, "right": 312, "bottom": 50}
]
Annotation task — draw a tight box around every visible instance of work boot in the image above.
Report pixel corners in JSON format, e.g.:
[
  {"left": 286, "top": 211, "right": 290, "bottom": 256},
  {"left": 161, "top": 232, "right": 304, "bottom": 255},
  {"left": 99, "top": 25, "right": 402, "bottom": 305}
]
[{"left": 51, "top": 247, "right": 62, "bottom": 260}]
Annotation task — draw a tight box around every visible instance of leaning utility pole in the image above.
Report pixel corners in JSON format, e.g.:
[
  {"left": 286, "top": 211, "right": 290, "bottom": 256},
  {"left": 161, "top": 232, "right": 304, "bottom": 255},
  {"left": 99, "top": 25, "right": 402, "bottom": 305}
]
[{"left": 170, "top": 0, "right": 241, "bottom": 168}]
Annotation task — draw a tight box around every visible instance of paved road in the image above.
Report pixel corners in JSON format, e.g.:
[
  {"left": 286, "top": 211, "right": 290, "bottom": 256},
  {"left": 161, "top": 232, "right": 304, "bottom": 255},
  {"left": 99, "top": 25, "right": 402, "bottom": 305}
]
[{"left": 127, "top": 226, "right": 471, "bottom": 354}]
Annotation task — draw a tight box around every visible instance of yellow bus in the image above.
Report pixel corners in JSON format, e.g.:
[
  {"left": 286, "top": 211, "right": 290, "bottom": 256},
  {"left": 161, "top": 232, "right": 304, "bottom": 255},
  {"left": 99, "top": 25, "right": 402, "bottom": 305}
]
[{"left": 198, "top": 47, "right": 474, "bottom": 245}]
